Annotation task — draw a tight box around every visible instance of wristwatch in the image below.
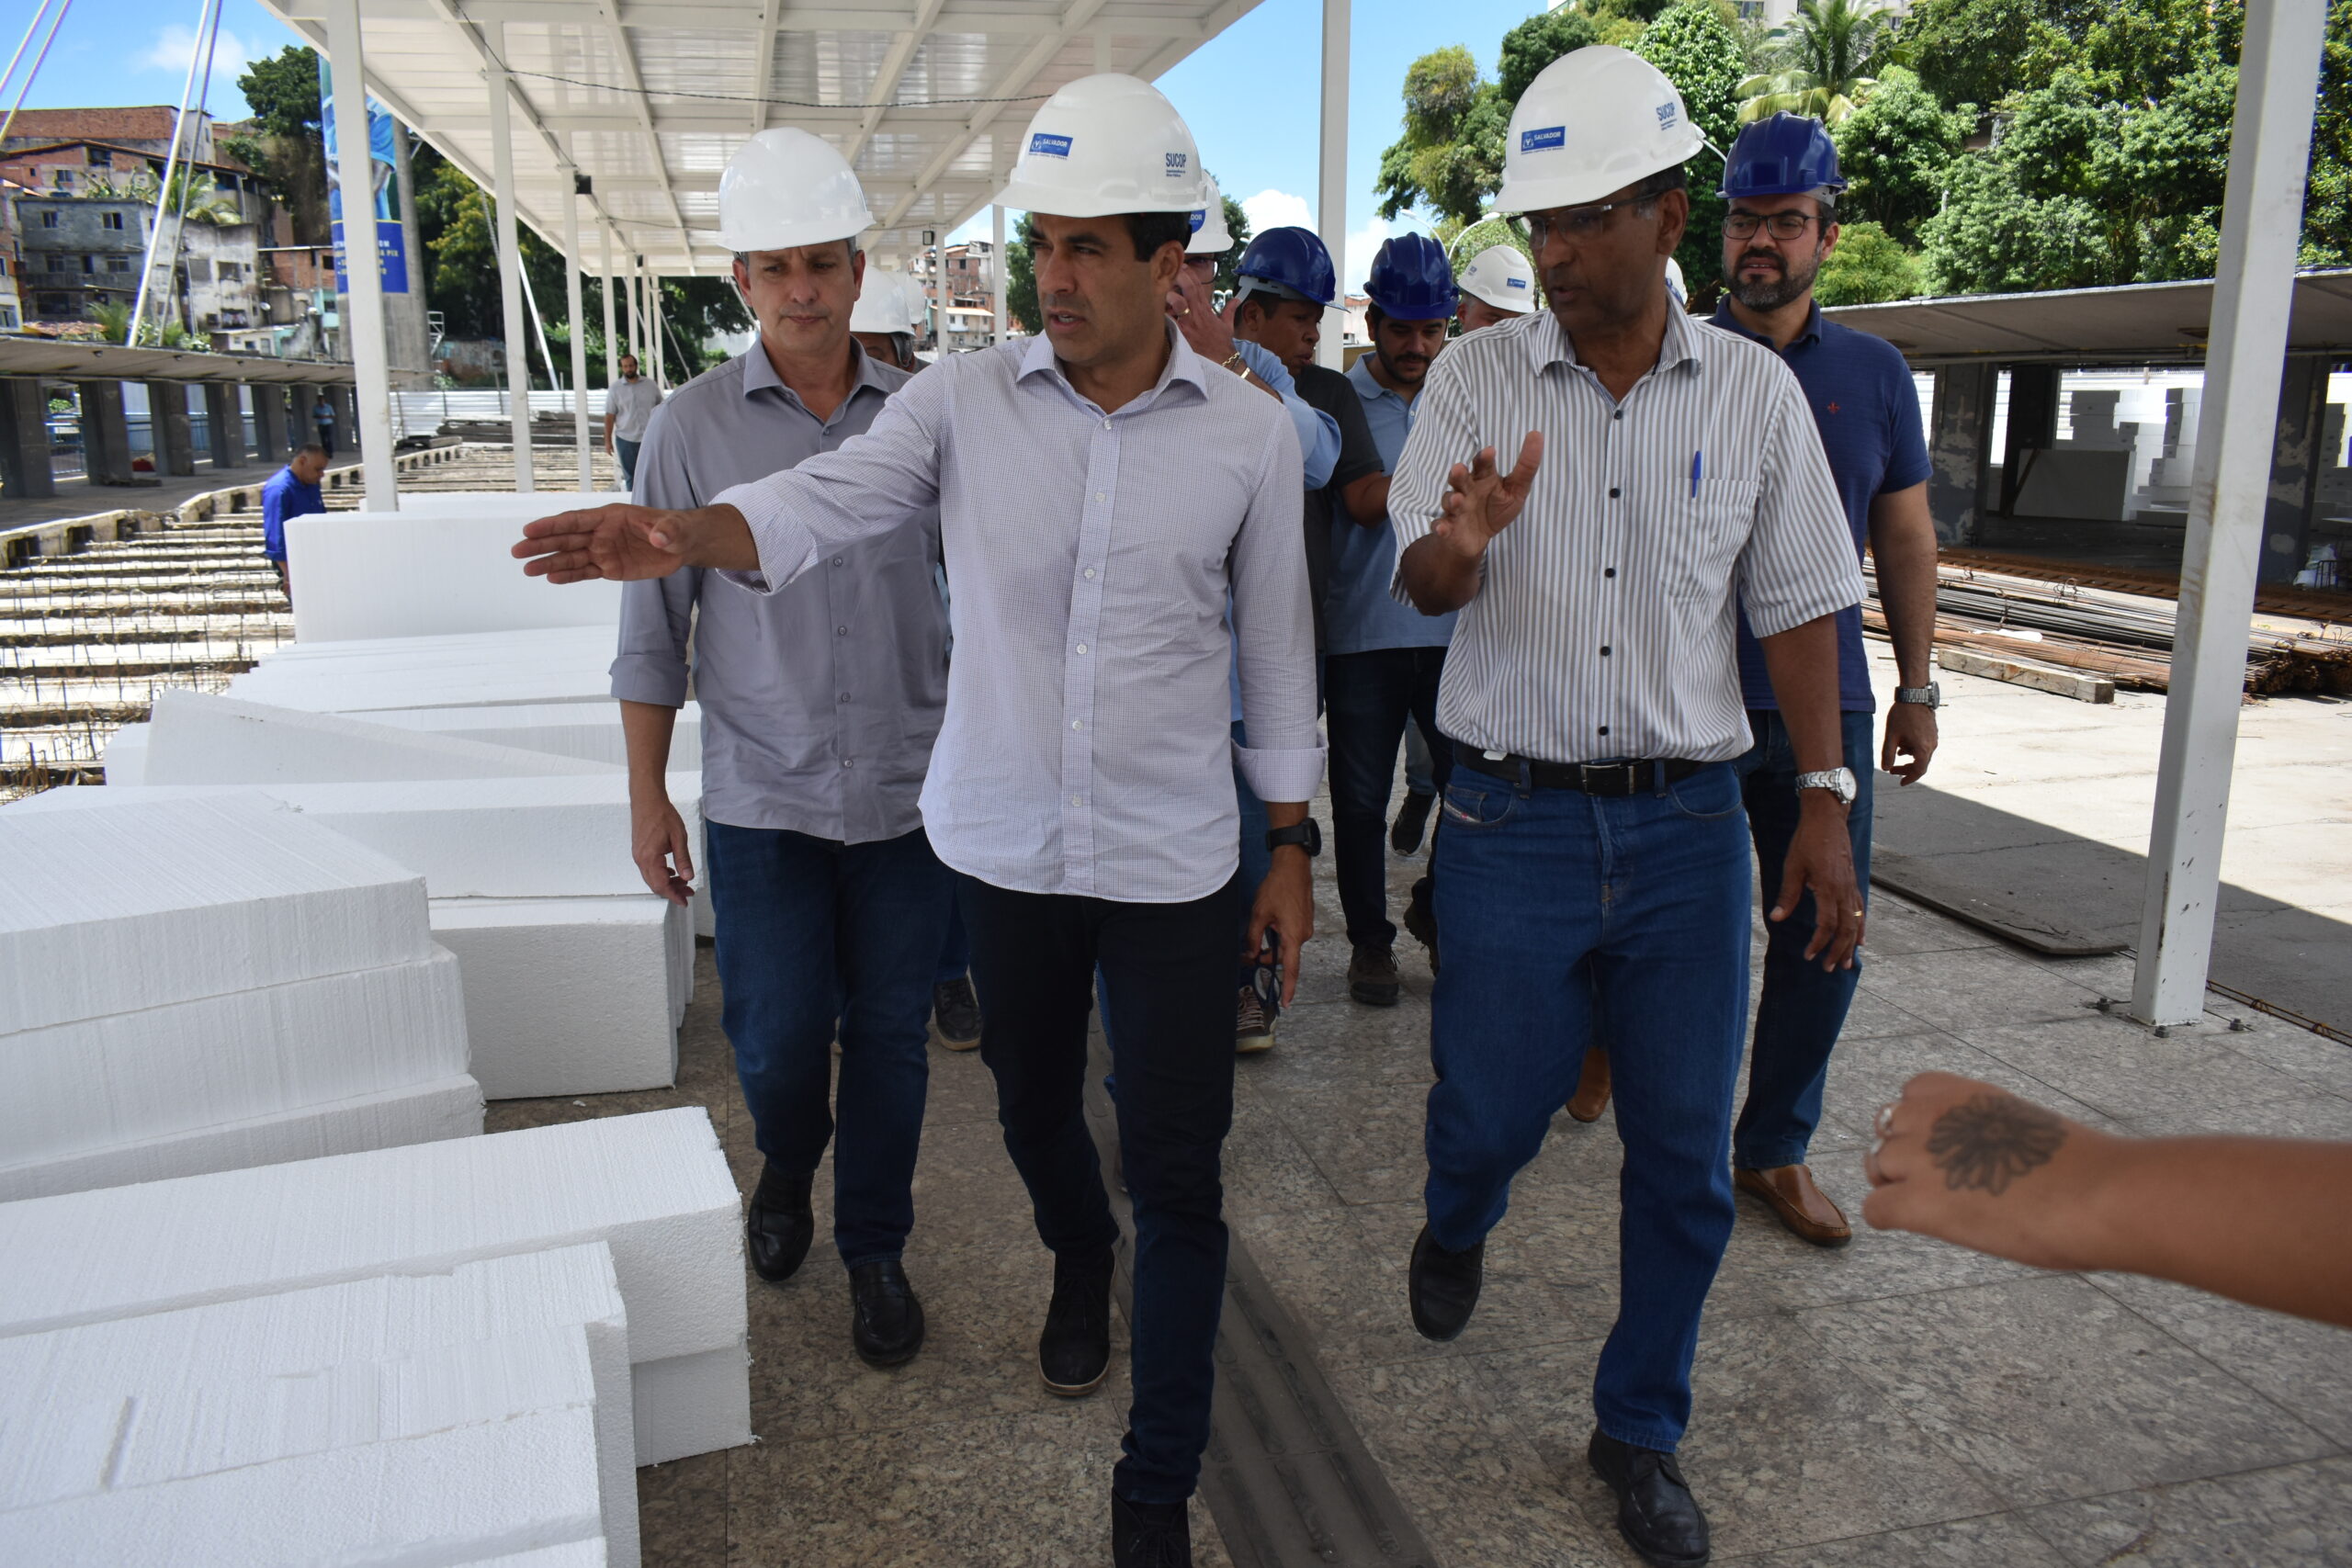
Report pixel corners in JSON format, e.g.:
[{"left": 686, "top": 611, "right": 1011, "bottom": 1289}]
[
  {"left": 1795, "top": 767, "right": 1859, "bottom": 807},
  {"left": 1894, "top": 682, "right": 1941, "bottom": 709},
  {"left": 1266, "top": 819, "right": 1322, "bottom": 856}
]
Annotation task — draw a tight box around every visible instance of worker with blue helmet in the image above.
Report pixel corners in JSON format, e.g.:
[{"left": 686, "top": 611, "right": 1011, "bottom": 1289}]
[{"left": 1325, "top": 230, "right": 1461, "bottom": 1007}]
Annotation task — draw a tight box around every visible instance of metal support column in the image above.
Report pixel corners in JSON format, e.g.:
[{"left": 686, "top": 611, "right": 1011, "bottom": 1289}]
[
  {"left": 645, "top": 263, "right": 665, "bottom": 391},
  {"left": 252, "top": 384, "right": 290, "bottom": 464},
  {"left": 2258, "top": 355, "right": 2330, "bottom": 583},
  {"left": 2132, "top": 0, "right": 2329, "bottom": 1026},
  {"left": 562, "top": 157, "right": 593, "bottom": 491},
  {"left": 202, "top": 381, "right": 244, "bottom": 468},
  {"left": 486, "top": 19, "right": 533, "bottom": 491},
  {"left": 1927, "top": 364, "right": 1997, "bottom": 547},
  {"left": 991, "top": 203, "right": 1008, "bottom": 346},
  {"left": 1315, "top": 0, "right": 1350, "bottom": 371},
  {"left": 1996, "top": 364, "right": 2060, "bottom": 518},
  {"left": 322, "top": 0, "right": 400, "bottom": 509},
  {"left": 627, "top": 261, "right": 643, "bottom": 363},
  {"left": 0, "top": 378, "right": 57, "bottom": 500},
  {"left": 148, "top": 381, "right": 196, "bottom": 477},
  {"left": 78, "top": 380, "right": 133, "bottom": 485},
  {"left": 600, "top": 222, "right": 619, "bottom": 391}
]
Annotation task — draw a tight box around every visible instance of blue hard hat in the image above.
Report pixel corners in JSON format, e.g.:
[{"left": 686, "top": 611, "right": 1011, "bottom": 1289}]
[
  {"left": 1719, "top": 112, "right": 1847, "bottom": 199},
  {"left": 1234, "top": 227, "right": 1338, "bottom": 308},
  {"left": 1364, "top": 233, "right": 1457, "bottom": 321}
]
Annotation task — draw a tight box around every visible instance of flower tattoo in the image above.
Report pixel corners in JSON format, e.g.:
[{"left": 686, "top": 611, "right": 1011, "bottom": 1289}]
[{"left": 1925, "top": 1092, "right": 2067, "bottom": 1195}]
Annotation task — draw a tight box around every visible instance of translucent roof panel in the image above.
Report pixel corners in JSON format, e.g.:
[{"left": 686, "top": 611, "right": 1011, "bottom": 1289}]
[{"left": 260, "top": 0, "right": 1264, "bottom": 272}]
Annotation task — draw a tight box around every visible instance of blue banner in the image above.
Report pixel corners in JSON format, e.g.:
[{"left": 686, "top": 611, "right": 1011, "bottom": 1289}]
[{"left": 321, "top": 59, "right": 410, "bottom": 295}]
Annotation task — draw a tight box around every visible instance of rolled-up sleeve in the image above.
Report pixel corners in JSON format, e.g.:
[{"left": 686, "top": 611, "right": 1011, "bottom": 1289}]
[
  {"left": 1228, "top": 415, "right": 1325, "bottom": 803},
  {"left": 610, "top": 402, "right": 703, "bottom": 705},
  {"left": 1739, "top": 378, "right": 1867, "bottom": 637},
  {"left": 1385, "top": 361, "right": 1478, "bottom": 602},
  {"left": 714, "top": 367, "right": 946, "bottom": 595}
]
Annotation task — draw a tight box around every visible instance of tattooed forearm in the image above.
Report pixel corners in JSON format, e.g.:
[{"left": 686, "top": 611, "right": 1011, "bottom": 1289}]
[{"left": 1925, "top": 1092, "right": 2067, "bottom": 1195}]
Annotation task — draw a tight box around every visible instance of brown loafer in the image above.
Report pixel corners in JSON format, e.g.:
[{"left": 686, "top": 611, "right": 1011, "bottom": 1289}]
[
  {"left": 1735, "top": 1164, "right": 1851, "bottom": 1247},
  {"left": 1565, "top": 1047, "right": 1612, "bottom": 1123}
]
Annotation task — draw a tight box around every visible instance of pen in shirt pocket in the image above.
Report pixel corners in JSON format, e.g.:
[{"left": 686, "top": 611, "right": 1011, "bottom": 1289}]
[{"left": 1690, "top": 449, "right": 1702, "bottom": 500}]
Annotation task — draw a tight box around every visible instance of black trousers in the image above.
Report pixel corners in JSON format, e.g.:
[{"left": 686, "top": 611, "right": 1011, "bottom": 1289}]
[{"left": 959, "top": 872, "right": 1239, "bottom": 1506}]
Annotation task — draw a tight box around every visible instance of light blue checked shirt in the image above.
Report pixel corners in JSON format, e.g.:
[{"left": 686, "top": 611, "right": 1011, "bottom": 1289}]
[{"left": 715, "top": 324, "right": 1322, "bottom": 904}]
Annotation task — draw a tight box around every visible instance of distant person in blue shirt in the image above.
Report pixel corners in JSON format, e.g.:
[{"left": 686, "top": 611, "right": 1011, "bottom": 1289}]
[
  {"left": 1568, "top": 116, "right": 1945, "bottom": 1254},
  {"left": 261, "top": 444, "right": 329, "bottom": 602},
  {"left": 312, "top": 395, "right": 337, "bottom": 457}
]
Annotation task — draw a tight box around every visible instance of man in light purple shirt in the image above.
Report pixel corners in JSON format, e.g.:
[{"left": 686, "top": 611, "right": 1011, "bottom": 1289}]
[{"left": 521, "top": 76, "right": 1320, "bottom": 1568}]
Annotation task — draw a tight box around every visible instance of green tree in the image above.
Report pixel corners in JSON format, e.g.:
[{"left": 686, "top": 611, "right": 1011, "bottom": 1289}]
[
  {"left": 1498, "top": 8, "right": 1599, "bottom": 104},
  {"left": 1737, "top": 0, "right": 1907, "bottom": 122},
  {"left": 1919, "top": 143, "right": 2114, "bottom": 293},
  {"left": 226, "top": 44, "right": 329, "bottom": 242},
  {"left": 1448, "top": 214, "right": 1532, "bottom": 266},
  {"left": 1832, "top": 66, "right": 1971, "bottom": 244},
  {"left": 1006, "top": 219, "right": 1042, "bottom": 333},
  {"left": 1815, "top": 220, "right": 1923, "bottom": 302},
  {"left": 1894, "top": 0, "right": 2068, "bottom": 116},
  {"left": 1633, "top": 0, "right": 1747, "bottom": 299},
  {"left": 1374, "top": 46, "right": 1510, "bottom": 226},
  {"left": 2305, "top": 0, "right": 2352, "bottom": 265},
  {"left": 1208, "top": 187, "right": 1255, "bottom": 296}
]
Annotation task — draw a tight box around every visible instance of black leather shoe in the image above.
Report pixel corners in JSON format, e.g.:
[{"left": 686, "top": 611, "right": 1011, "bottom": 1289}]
[
  {"left": 1112, "top": 1493, "right": 1192, "bottom": 1568},
  {"left": 1390, "top": 789, "right": 1434, "bottom": 855},
  {"left": 1588, "top": 1429, "right": 1711, "bottom": 1567},
  {"left": 1408, "top": 1223, "right": 1483, "bottom": 1341},
  {"left": 933, "top": 976, "right": 983, "bottom": 1049},
  {"left": 1039, "top": 1244, "right": 1114, "bottom": 1395},
  {"left": 849, "top": 1259, "right": 926, "bottom": 1368},
  {"left": 1402, "top": 878, "right": 1440, "bottom": 973},
  {"left": 745, "top": 1162, "right": 815, "bottom": 1283}
]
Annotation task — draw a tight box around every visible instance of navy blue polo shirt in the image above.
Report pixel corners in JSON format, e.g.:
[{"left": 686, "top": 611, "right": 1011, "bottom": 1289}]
[{"left": 1711, "top": 300, "right": 1929, "bottom": 712}]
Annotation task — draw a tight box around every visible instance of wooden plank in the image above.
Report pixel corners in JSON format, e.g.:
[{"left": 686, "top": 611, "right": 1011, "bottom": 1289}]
[
  {"left": 1871, "top": 849, "right": 2129, "bottom": 957},
  {"left": 1937, "top": 645, "right": 2117, "bottom": 702}
]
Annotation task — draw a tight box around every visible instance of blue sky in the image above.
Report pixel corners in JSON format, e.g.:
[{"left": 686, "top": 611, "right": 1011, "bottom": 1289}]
[{"left": 26, "top": 0, "right": 1554, "bottom": 288}]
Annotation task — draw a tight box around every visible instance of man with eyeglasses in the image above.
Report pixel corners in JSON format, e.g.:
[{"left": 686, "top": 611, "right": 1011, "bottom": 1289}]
[
  {"left": 1565, "top": 115, "right": 1943, "bottom": 1253},
  {"left": 1388, "top": 50, "right": 1866, "bottom": 1567}
]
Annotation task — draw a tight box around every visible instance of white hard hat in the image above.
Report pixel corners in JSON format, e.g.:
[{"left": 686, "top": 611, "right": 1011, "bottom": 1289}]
[
  {"left": 1188, "top": 174, "right": 1232, "bottom": 254},
  {"left": 1664, "top": 255, "right": 1689, "bottom": 307},
  {"left": 850, "top": 266, "right": 906, "bottom": 333},
  {"left": 902, "top": 270, "right": 930, "bottom": 333},
  {"left": 1494, "top": 47, "right": 1707, "bottom": 215},
  {"left": 718, "top": 128, "right": 875, "bottom": 253},
  {"left": 993, "top": 73, "right": 1206, "bottom": 219},
  {"left": 1458, "top": 244, "right": 1537, "bottom": 313}
]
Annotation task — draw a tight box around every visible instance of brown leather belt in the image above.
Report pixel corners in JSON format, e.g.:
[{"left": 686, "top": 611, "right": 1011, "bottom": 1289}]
[{"left": 1457, "top": 750, "right": 1710, "bottom": 797}]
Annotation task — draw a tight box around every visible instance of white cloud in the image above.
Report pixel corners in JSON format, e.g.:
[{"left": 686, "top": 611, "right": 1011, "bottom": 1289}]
[
  {"left": 1346, "top": 213, "right": 1433, "bottom": 299},
  {"left": 1238, "top": 187, "right": 1312, "bottom": 239},
  {"left": 141, "top": 25, "right": 258, "bottom": 92}
]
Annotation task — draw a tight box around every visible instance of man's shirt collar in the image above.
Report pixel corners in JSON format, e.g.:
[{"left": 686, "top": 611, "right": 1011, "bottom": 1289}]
[
  {"left": 1710, "top": 298, "right": 1824, "bottom": 349},
  {"left": 739, "top": 337, "right": 893, "bottom": 415},
  {"left": 1522, "top": 302, "right": 1709, "bottom": 379},
  {"left": 1017, "top": 318, "right": 1207, "bottom": 413}
]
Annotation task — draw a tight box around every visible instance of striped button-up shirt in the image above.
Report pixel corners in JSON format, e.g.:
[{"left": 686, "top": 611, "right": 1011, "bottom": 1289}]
[
  {"left": 610, "top": 343, "right": 945, "bottom": 841},
  {"left": 1388, "top": 307, "right": 1861, "bottom": 765},
  {"left": 716, "top": 324, "right": 1321, "bottom": 904}
]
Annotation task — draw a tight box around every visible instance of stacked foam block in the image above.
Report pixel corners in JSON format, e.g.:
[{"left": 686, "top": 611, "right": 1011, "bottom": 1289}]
[
  {"left": 55, "top": 691, "right": 699, "bottom": 1099},
  {"left": 0, "top": 793, "right": 481, "bottom": 1201},
  {"left": 0, "top": 1108, "right": 753, "bottom": 1564},
  {"left": 285, "top": 508, "right": 624, "bottom": 644}
]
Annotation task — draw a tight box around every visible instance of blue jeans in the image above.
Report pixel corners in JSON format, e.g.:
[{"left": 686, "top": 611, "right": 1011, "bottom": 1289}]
[
  {"left": 705, "top": 820, "right": 954, "bottom": 1268},
  {"left": 960, "top": 873, "right": 1240, "bottom": 1506},
  {"left": 1425, "top": 762, "right": 1752, "bottom": 1452},
  {"left": 1402, "top": 721, "right": 1435, "bottom": 797},
  {"left": 1730, "top": 708, "right": 1876, "bottom": 1170},
  {"left": 936, "top": 892, "right": 971, "bottom": 986},
  {"left": 616, "top": 435, "right": 641, "bottom": 491},
  {"left": 1326, "top": 648, "right": 1453, "bottom": 948}
]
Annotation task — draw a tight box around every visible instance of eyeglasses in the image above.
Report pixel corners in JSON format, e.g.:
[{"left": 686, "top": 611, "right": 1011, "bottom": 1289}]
[
  {"left": 1525, "top": 198, "right": 1647, "bottom": 248},
  {"left": 1723, "top": 211, "right": 1825, "bottom": 241}
]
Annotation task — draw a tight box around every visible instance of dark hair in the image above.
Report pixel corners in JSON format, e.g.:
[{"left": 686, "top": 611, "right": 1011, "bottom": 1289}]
[
  {"left": 1365, "top": 302, "right": 1385, "bottom": 333},
  {"left": 1632, "top": 164, "right": 1689, "bottom": 210},
  {"left": 293, "top": 443, "right": 327, "bottom": 459},
  {"left": 1122, "top": 211, "right": 1194, "bottom": 262}
]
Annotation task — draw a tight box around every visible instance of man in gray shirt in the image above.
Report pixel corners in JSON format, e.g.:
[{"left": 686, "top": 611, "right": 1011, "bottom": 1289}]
[
  {"left": 608, "top": 128, "right": 951, "bottom": 1372},
  {"left": 602, "top": 354, "right": 662, "bottom": 492}
]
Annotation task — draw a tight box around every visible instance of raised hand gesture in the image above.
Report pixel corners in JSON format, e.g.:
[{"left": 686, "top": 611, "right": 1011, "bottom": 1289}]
[
  {"left": 513, "top": 505, "right": 705, "bottom": 583},
  {"left": 1431, "top": 431, "right": 1543, "bottom": 562}
]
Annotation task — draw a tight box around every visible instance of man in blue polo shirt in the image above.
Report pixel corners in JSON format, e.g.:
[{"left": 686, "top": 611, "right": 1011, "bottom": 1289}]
[
  {"left": 260, "top": 443, "right": 329, "bottom": 602},
  {"left": 1566, "top": 116, "right": 1944, "bottom": 1250}
]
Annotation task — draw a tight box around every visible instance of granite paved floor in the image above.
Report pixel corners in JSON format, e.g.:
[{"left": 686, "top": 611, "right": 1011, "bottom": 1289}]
[{"left": 489, "top": 815, "right": 2352, "bottom": 1568}]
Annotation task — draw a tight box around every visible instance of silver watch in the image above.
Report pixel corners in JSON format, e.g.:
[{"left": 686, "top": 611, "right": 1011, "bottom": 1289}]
[
  {"left": 1796, "top": 766, "right": 1858, "bottom": 807},
  {"left": 1894, "top": 682, "right": 1940, "bottom": 708}
]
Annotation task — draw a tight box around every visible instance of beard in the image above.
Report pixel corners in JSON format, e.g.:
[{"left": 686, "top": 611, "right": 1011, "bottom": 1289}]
[{"left": 1731, "top": 246, "right": 1824, "bottom": 311}]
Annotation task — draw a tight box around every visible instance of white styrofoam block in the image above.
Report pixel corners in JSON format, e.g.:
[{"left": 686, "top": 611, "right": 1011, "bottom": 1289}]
[
  {"left": 286, "top": 508, "right": 623, "bottom": 644},
  {"left": 17, "top": 776, "right": 703, "bottom": 900},
  {"left": 390, "top": 491, "right": 587, "bottom": 517},
  {"left": 101, "top": 723, "right": 148, "bottom": 785},
  {"left": 432, "top": 897, "right": 690, "bottom": 1100},
  {"left": 0, "top": 1072, "right": 483, "bottom": 1202},
  {"left": 144, "top": 689, "right": 618, "bottom": 786},
  {"left": 228, "top": 626, "right": 621, "bottom": 713},
  {"left": 469, "top": 1544, "right": 610, "bottom": 1568},
  {"left": 0, "top": 1245, "right": 636, "bottom": 1565},
  {"left": 365, "top": 702, "right": 702, "bottom": 771},
  {"left": 0, "top": 951, "right": 469, "bottom": 1167},
  {"left": 0, "top": 793, "right": 433, "bottom": 1035},
  {"left": 0, "top": 1405, "right": 605, "bottom": 1567},
  {"left": 631, "top": 1343, "right": 754, "bottom": 1467},
  {"left": 0, "top": 1107, "right": 743, "bottom": 1368}
]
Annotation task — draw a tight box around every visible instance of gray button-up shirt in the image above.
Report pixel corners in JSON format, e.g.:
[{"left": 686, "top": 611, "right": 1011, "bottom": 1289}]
[
  {"left": 714, "top": 325, "right": 1321, "bottom": 905},
  {"left": 610, "top": 344, "right": 946, "bottom": 841},
  {"left": 1388, "top": 306, "right": 1861, "bottom": 765},
  {"left": 607, "top": 377, "right": 663, "bottom": 442}
]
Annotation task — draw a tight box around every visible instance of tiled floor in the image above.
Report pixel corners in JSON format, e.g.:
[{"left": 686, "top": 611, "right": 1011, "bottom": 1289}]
[{"left": 491, "top": 829, "right": 2352, "bottom": 1567}]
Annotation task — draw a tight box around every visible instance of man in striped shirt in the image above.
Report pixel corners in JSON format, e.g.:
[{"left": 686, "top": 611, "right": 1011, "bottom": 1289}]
[{"left": 1387, "top": 48, "right": 1867, "bottom": 1568}]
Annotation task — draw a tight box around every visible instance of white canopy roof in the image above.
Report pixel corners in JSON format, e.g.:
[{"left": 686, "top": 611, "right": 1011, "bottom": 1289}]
[{"left": 260, "top": 0, "right": 1261, "bottom": 275}]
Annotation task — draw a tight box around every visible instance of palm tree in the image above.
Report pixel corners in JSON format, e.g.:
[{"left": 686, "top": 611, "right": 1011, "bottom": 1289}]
[{"left": 1737, "top": 0, "right": 1907, "bottom": 123}]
